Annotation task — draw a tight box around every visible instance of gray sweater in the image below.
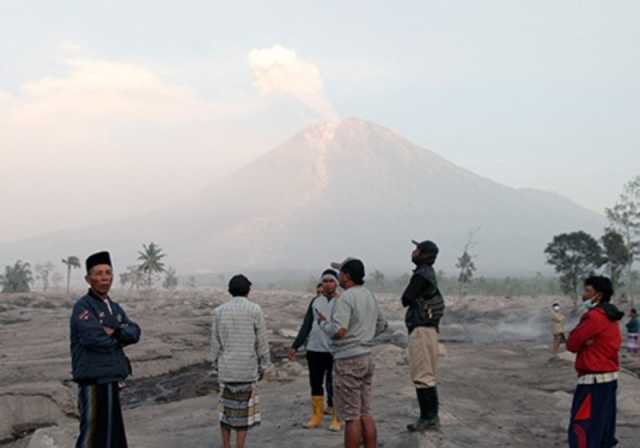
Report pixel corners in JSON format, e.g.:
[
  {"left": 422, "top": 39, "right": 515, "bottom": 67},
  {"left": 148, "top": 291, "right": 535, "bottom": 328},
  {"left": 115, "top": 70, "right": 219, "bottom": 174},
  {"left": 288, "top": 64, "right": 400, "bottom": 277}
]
[{"left": 320, "top": 286, "right": 388, "bottom": 360}]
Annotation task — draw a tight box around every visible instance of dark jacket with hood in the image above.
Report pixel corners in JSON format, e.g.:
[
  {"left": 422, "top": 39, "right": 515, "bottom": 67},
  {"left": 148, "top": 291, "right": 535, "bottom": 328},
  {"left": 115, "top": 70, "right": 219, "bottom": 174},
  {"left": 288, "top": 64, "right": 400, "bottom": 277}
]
[
  {"left": 566, "top": 303, "right": 624, "bottom": 376},
  {"left": 401, "top": 264, "right": 445, "bottom": 334},
  {"left": 70, "top": 290, "right": 141, "bottom": 383}
]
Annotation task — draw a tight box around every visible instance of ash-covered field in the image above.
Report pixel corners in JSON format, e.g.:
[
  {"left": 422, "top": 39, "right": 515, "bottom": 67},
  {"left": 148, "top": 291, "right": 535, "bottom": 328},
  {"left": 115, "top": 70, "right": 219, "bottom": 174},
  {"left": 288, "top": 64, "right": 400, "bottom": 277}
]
[{"left": 2, "top": 289, "right": 639, "bottom": 448}]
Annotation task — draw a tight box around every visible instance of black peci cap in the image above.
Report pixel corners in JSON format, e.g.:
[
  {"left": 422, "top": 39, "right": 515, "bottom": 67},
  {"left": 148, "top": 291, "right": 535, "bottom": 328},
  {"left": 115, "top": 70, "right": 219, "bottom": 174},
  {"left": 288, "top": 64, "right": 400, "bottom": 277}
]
[{"left": 86, "top": 251, "right": 112, "bottom": 273}]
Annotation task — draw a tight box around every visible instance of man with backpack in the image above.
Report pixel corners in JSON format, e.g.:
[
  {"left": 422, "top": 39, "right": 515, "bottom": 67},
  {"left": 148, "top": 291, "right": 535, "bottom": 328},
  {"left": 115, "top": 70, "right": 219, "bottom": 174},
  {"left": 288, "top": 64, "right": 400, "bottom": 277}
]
[{"left": 402, "top": 240, "right": 445, "bottom": 432}]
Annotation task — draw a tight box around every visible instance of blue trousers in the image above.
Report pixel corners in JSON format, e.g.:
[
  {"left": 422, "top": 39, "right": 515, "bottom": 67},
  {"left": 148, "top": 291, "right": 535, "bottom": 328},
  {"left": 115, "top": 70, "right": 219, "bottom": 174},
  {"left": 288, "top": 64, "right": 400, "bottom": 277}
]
[{"left": 568, "top": 380, "right": 618, "bottom": 448}]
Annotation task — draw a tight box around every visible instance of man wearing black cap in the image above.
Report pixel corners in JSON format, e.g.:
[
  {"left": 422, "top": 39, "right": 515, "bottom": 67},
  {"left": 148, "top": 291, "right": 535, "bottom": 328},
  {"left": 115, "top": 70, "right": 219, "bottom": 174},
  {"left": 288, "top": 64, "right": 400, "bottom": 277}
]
[
  {"left": 317, "top": 258, "right": 387, "bottom": 448},
  {"left": 70, "top": 251, "right": 141, "bottom": 448},
  {"left": 210, "top": 274, "right": 271, "bottom": 448},
  {"left": 402, "top": 240, "right": 444, "bottom": 432}
]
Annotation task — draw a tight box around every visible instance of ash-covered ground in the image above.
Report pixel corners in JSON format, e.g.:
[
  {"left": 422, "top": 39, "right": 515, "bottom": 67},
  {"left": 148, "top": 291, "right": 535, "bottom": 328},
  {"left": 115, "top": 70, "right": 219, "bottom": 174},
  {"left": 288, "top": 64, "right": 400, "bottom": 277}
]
[{"left": 2, "top": 289, "right": 639, "bottom": 448}]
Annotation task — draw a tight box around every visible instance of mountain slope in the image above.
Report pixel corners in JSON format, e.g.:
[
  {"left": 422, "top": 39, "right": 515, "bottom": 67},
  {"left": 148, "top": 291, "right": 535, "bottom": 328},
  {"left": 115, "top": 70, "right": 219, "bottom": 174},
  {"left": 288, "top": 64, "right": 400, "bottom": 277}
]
[{"left": 0, "top": 118, "right": 605, "bottom": 275}]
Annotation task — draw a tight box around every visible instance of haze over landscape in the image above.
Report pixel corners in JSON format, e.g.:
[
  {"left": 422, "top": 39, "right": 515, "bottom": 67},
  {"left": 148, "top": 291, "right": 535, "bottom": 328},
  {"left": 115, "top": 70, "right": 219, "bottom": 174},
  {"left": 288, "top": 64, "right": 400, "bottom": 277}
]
[
  {"left": 0, "top": 118, "right": 606, "bottom": 275},
  {"left": 3, "top": 3, "right": 640, "bottom": 448},
  {"left": 2, "top": 1, "right": 640, "bottom": 275}
]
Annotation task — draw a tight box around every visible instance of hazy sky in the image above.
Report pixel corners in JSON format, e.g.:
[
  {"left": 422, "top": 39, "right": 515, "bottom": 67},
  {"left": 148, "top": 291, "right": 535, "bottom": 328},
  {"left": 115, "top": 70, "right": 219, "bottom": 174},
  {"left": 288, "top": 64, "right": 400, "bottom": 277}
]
[{"left": 1, "top": 1, "right": 639, "bottom": 242}]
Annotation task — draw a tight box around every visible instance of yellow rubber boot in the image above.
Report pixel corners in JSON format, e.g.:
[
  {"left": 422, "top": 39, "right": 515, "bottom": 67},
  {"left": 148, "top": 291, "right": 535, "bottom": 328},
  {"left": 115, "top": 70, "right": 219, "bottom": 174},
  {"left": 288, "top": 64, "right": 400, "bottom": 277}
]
[
  {"left": 303, "top": 396, "right": 325, "bottom": 429},
  {"left": 328, "top": 407, "right": 342, "bottom": 432}
]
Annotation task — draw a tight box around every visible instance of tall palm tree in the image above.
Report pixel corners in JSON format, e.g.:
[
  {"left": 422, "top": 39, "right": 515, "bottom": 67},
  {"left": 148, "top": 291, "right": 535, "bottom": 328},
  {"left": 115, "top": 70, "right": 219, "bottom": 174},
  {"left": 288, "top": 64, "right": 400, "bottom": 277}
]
[
  {"left": 62, "top": 256, "right": 81, "bottom": 294},
  {"left": 137, "top": 242, "right": 166, "bottom": 287}
]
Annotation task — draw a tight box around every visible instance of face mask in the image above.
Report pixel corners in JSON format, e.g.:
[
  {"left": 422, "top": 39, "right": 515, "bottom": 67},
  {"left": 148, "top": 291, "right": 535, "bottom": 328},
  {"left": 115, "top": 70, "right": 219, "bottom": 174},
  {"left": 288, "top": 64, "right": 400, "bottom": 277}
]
[{"left": 582, "top": 299, "right": 597, "bottom": 310}]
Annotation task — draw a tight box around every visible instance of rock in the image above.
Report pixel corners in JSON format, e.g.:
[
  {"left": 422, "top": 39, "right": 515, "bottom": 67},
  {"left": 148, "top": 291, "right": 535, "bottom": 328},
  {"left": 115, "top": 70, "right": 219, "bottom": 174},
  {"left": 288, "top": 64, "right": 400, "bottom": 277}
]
[
  {"left": 282, "top": 361, "right": 305, "bottom": 377},
  {"left": 374, "top": 345, "right": 407, "bottom": 367},
  {"left": 276, "top": 328, "right": 298, "bottom": 339},
  {"left": 391, "top": 330, "right": 409, "bottom": 348},
  {"left": 556, "top": 351, "right": 576, "bottom": 363},
  {"left": 0, "top": 382, "right": 76, "bottom": 443},
  {"left": 386, "top": 320, "right": 406, "bottom": 333},
  {"left": 27, "top": 425, "right": 75, "bottom": 448}
]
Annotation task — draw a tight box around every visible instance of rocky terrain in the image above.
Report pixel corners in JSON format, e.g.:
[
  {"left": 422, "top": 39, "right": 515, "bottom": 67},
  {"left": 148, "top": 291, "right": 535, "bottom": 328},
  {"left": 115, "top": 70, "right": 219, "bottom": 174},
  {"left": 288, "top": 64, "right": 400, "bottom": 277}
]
[{"left": 1, "top": 288, "right": 639, "bottom": 447}]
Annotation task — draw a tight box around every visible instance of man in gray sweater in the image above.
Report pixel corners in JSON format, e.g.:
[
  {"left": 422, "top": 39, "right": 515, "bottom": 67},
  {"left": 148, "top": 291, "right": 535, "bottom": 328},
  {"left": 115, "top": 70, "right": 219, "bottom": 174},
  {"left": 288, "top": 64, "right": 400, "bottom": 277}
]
[{"left": 318, "top": 258, "right": 388, "bottom": 448}]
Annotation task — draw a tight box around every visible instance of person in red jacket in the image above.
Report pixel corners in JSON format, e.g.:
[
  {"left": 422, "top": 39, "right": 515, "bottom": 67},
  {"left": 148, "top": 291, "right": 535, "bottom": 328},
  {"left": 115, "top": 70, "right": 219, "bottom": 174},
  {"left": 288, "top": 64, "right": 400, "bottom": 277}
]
[{"left": 566, "top": 276, "right": 624, "bottom": 448}]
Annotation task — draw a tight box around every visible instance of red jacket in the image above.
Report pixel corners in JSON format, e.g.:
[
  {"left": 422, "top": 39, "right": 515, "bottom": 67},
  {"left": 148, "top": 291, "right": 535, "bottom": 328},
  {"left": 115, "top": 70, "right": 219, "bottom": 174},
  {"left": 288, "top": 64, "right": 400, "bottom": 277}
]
[{"left": 566, "top": 305, "right": 622, "bottom": 376}]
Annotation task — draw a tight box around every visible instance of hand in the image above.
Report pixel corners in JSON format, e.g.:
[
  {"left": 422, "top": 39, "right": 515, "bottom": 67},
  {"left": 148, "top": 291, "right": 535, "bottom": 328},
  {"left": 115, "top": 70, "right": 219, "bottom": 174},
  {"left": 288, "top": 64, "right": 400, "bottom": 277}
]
[
  {"left": 287, "top": 349, "right": 296, "bottom": 361},
  {"left": 103, "top": 326, "right": 115, "bottom": 336},
  {"left": 335, "top": 328, "right": 348, "bottom": 339}
]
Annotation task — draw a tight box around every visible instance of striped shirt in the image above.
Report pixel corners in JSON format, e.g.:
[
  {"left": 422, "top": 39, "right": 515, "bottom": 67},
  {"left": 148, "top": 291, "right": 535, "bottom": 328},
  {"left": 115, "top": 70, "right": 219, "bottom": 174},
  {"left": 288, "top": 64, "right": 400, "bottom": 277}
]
[{"left": 209, "top": 296, "right": 271, "bottom": 383}]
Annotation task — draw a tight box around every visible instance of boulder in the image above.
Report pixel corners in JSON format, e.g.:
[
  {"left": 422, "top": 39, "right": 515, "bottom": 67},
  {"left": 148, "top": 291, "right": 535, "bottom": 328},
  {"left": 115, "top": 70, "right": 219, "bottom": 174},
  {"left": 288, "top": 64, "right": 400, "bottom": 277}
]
[
  {"left": 0, "top": 382, "right": 76, "bottom": 443},
  {"left": 27, "top": 425, "right": 75, "bottom": 448},
  {"left": 276, "top": 328, "right": 299, "bottom": 339}
]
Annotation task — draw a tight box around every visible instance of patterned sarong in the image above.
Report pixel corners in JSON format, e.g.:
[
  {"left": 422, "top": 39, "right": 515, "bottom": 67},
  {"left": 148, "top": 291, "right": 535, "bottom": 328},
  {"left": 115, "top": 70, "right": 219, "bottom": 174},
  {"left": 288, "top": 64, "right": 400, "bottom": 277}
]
[
  {"left": 76, "top": 382, "right": 128, "bottom": 448},
  {"left": 219, "top": 382, "right": 261, "bottom": 431}
]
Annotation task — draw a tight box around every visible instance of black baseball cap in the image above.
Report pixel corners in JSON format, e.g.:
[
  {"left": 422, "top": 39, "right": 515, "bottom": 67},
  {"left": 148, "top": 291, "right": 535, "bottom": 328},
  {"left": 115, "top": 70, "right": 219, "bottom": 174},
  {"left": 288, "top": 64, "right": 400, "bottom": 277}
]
[{"left": 411, "top": 240, "right": 439, "bottom": 255}]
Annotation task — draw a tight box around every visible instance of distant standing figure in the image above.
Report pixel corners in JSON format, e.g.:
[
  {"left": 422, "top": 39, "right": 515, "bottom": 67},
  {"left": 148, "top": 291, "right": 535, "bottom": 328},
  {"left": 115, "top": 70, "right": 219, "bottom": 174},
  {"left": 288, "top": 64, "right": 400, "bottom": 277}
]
[
  {"left": 551, "top": 303, "right": 566, "bottom": 354},
  {"left": 318, "top": 258, "right": 388, "bottom": 448},
  {"left": 70, "top": 251, "right": 141, "bottom": 448},
  {"left": 566, "top": 276, "right": 624, "bottom": 448},
  {"left": 402, "top": 240, "right": 445, "bottom": 432},
  {"left": 626, "top": 308, "right": 639, "bottom": 354},
  {"left": 288, "top": 270, "right": 342, "bottom": 431},
  {"left": 209, "top": 274, "right": 271, "bottom": 448}
]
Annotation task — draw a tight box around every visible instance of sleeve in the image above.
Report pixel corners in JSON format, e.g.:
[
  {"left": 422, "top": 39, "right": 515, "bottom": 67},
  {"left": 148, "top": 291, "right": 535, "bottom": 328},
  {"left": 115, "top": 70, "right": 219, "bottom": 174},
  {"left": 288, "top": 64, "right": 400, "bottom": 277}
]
[
  {"left": 209, "top": 312, "right": 221, "bottom": 373},
  {"left": 72, "top": 303, "right": 119, "bottom": 353},
  {"left": 331, "top": 297, "right": 352, "bottom": 333},
  {"left": 401, "top": 274, "right": 430, "bottom": 308},
  {"left": 255, "top": 308, "right": 272, "bottom": 374},
  {"left": 319, "top": 297, "right": 347, "bottom": 338},
  {"left": 566, "top": 312, "right": 609, "bottom": 353},
  {"left": 115, "top": 307, "right": 141, "bottom": 347},
  {"left": 292, "top": 298, "right": 316, "bottom": 350}
]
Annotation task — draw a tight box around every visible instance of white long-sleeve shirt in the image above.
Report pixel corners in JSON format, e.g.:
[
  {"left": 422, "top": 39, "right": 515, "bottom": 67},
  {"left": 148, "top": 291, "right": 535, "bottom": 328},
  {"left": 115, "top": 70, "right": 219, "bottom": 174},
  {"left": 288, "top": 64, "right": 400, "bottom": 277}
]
[{"left": 209, "top": 296, "right": 271, "bottom": 383}]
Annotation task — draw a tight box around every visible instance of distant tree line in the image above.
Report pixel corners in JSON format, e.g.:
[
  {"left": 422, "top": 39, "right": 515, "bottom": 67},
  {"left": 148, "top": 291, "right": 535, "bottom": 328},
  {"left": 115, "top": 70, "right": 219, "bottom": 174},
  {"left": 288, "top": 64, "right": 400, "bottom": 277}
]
[
  {"left": 0, "top": 241, "right": 182, "bottom": 294},
  {"left": 545, "top": 175, "right": 639, "bottom": 306}
]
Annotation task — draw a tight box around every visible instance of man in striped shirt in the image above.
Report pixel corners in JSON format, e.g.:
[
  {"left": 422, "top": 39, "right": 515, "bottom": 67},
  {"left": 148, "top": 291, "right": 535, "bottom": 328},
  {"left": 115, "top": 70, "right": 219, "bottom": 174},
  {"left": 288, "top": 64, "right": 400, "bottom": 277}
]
[{"left": 210, "top": 274, "right": 271, "bottom": 448}]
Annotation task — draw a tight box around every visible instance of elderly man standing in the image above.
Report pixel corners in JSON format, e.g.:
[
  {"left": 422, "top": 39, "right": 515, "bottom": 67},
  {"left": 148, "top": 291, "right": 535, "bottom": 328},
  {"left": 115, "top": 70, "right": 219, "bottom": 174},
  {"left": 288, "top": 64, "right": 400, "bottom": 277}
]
[
  {"left": 210, "top": 274, "right": 271, "bottom": 448},
  {"left": 70, "top": 251, "right": 141, "bottom": 448},
  {"left": 318, "top": 258, "right": 388, "bottom": 448},
  {"left": 402, "top": 240, "right": 445, "bottom": 432}
]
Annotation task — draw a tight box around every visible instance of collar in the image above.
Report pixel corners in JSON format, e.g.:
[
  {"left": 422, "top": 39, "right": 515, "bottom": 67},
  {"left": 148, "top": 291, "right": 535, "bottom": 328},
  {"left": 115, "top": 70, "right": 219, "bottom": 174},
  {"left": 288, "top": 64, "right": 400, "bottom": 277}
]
[{"left": 87, "top": 288, "right": 111, "bottom": 303}]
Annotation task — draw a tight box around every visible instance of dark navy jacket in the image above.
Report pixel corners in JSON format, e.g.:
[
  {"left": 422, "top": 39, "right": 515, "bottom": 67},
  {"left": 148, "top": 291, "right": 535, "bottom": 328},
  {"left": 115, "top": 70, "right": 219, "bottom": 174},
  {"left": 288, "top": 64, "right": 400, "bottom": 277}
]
[
  {"left": 401, "top": 264, "right": 445, "bottom": 334},
  {"left": 70, "top": 290, "right": 141, "bottom": 383}
]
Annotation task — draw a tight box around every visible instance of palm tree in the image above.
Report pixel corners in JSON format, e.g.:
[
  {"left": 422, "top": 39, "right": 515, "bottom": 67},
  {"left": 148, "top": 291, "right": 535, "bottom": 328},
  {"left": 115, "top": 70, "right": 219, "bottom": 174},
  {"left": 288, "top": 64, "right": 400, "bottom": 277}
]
[
  {"left": 0, "top": 260, "right": 33, "bottom": 293},
  {"left": 62, "top": 256, "right": 81, "bottom": 293},
  {"left": 137, "top": 242, "right": 166, "bottom": 287}
]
